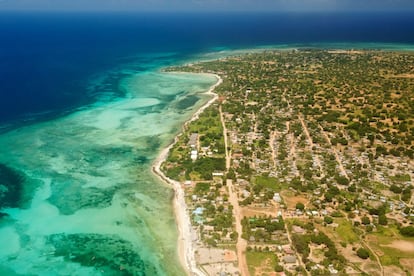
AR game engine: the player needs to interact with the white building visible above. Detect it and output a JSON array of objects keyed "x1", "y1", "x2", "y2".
[
  {"x1": 273, "y1": 193, "x2": 282, "y2": 203},
  {"x1": 190, "y1": 150, "x2": 198, "y2": 161}
]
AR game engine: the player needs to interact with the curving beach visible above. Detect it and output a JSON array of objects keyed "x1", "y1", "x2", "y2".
[{"x1": 152, "y1": 73, "x2": 222, "y2": 276}]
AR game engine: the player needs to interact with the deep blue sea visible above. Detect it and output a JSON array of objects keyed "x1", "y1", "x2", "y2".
[
  {"x1": 0, "y1": 11, "x2": 414, "y2": 276},
  {"x1": 1, "y1": 11, "x2": 414, "y2": 129}
]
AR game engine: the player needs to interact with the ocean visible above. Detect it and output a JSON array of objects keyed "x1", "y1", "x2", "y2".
[{"x1": 0, "y1": 11, "x2": 413, "y2": 275}]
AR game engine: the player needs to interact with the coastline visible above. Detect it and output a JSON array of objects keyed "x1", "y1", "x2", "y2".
[{"x1": 152, "y1": 73, "x2": 223, "y2": 276}]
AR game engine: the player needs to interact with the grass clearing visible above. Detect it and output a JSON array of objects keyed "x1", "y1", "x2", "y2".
[
  {"x1": 335, "y1": 218, "x2": 359, "y2": 244},
  {"x1": 367, "y1": 228, "x2": 414, "y2": 269},
  {"x1": 254, "y1": 175, "x2": 288, "y2": 192},
  {"x1": 246, "y1": 251, "x2": 277, "y2": 276}
]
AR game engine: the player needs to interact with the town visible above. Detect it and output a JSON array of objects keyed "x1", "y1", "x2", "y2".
[{"x1": 162, "y1": 49, "x2": 414, "y2": 275}]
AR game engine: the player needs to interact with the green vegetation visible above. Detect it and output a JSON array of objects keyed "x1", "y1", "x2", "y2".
[
  {"x1": 162, "y1": 104, "x2": 225, "y2": 181},
  {"x1": 336, "y1": 219, "x2": 359, "y2": 244},
  {"x1": 291, "y1": 230, "x2": 345, "y2": 268},
  {"x1": 241, "y1": 216, "x2": 285, "y2": 242},
  {"x1": 246, "y1": 251, "x2": 278, "y2": 275},
  {"x1": 400, "y1": 226, "x2": 414, "y2": 237},
  {"x1": 324, "y1": 216, "x2": 333, "y2": 224},
  {"x1": 296, "y1": 202, "x2": 305, "y2": 211},
  {"x1": 254, "y1": 175, "x2": 284, "y2": 191},
  {"x1": 356, "y1": 248, "x2": 370, "y2": 259}
]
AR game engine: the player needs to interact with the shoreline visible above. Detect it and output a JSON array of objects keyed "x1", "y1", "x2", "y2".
[{"x1": 152, "y1": 73, "x2": 223, "y2": 276}]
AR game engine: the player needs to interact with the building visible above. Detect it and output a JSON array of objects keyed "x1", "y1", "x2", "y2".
[
  {"x1": 188, "y1": 133, "x2": 199, "y2": 148},
  {"x1": 212, "y1": 172, "x2": 224, "y2": 177},
  {"x1": 191, "y1": 150, "x2": 198, "y2": 161},
  {"x1": 193, "y1": 207, "x2": 204, "y2": 215},
  {"x1": 273, "y1": 193, "x2": 282, "y2": 203},
  {"x1": 283, "y1": 255, "x2": 297, "y2": 264}
]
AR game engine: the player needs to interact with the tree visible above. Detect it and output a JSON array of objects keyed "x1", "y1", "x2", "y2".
[
  {"x1": 390, "y1": 184, "x2": 402, "y2": 194},
  {"x1": 356, "y1": 248, "x2": 370, "y2": 259},
  {"x1": 348, "y1": 184, "x2": 357, "y2": 193},
  {"x1": 230, "y1": 231, "x2": 238, "y2": 241},
  {"x1": 378, "y1": 214, "x2": 388, "y2": 225},
  {"x1": 292, "y1": 234, "x2": 310, "y2": 257},
  {"x1": 226, "y1": 169, "x2": 236, "y2": 181},
  {"x1": 324, "y1": 216, "x2": 334, "y2": 224},
  {"x1": 296, "y1": 202, "x2": 305, "y2": 211},
  {"x1": 335, "y1": 175, "x2": 350, "y2": 186},
  {"x1": 274, "y1": 264, "x2": 284, "y2": 272},
  {"x1": 400, "y1": 226, "x2": 414, "y2": 237},
  {"x1": 361, "y1": 216, "x2": 370, "y2": 225}
]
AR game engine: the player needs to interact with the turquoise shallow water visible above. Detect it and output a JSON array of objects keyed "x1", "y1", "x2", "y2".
[{"x1": 0, "y1": 65, "x2": 217, "y2": 275}]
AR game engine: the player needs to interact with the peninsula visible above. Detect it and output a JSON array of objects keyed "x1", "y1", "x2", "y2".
[{"x1": 158, "y1": 49, "x2": 414, "y2": 275}]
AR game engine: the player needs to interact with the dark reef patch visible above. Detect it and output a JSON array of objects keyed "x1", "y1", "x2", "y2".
[
  {"x1": 143, "y1": 136, "x2": 161, "y2": 152},
  {"x1": 0, "y1": 164, "x2": 25, "y2": 209},
  {"x1": 134, "y1": 156, "x2": 149, "y2": 164},
  {"x1": 0, "y1": 212, "x2": 8, "y2": 218},
  {"x1": 89, "y1": 146, "x2": 134, "y2": 164},
  {"x1": 48, "y1": 233, "x2": 149, "y2": 276},
  {"x1": 48, "y1": 182, "x2": 117, "y2": 215},
  {"x1": 174, "y1": 95, "x2": 200, "y2": 110}
]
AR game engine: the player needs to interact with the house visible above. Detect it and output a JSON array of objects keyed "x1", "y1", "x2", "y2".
[
  {"x1": 295, "y1": 210, "x2": 303, "y2": 216},
  {"x1": 190, "y1": 150, "x2": 198, "y2": 161},
  {"x1": 212, "y1": 171, "x2": 224, "y2": 177},
  {"x1": 188, "y1": 133, "x2": 198, "y2": 148},
  {"x1": 273, "y1": 193, "x2": 282, "y2": 203},
  {"x1": 282, "y1": 245, "x2": 294, "y2": 255},
  {"x1": 283, "y1": 255, "x2": 297, "y2": 264},
  {"x1": 242, "y1": 189, "x2": 251, "y2": 198},
  {"x1": 328, "y1": 264, "x2": 338, "y2": 274},
  {"x1": 193, "y1": 207, "x2": 204, "y2": 215},
  {"x1": 292, "y1": 225, "x2": 305, "y2": 234}
]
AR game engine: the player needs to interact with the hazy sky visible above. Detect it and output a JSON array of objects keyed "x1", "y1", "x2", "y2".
[{"x1": 1, "y1": 0, "x2": 414, "y2": 12}]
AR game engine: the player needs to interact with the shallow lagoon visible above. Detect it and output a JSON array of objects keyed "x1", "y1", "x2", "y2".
[{"x1": 0, "y1": 68, "x2": 217, "y2": 275}]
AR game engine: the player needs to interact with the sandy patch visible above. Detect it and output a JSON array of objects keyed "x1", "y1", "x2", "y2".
[
  {"x1": 223, "y1": 250, "x2": 237, "y2": 262},
  {"x1": 400, "y1": 258, "x2": 414, "y2": 273},
  {"x1": 196, "y1": 247, "x2": 237, "y2": 264},
  {"x1": 344, "y1": 266, "x2": 360, "y2": 275},
  {"x1": 384, "y1": 240, "x2": 414, "y2": 253},
  {"x1": 339, "y1": 245, "x2": 364, "y2": 263},
  {"x1": 309, "y1": 244, "x2": 325, "y2": 263},
  {"x1": 383, "y1": 265, "x2": 406, "y2": 276},
  {"x1": 202, "y1": 262, "x2": 239, "y2": 276},
  {"x1": 361, "y1": 261, "x2": 382, "y2": 276},
  {"x1": 327, "y1": 50, "x2": 363, "y2": 54},
  {"x1": 280, "y1": 191, "x2": 309, "y2": 210},
  {"x1": 241, "y1": 205, "x2": 278, "y2": 218},
  {"x1": 388, "y1": 74, "x2": 414, "y2": 79}
]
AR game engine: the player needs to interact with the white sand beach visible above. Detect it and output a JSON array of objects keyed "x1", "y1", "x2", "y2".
[{"x1": 152, "y1": 74, "x2": 222, "y2": 276}]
